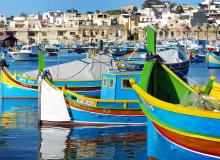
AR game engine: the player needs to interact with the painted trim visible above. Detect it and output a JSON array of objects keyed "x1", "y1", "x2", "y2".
[
  {"x1": 130, "y1": 79, "x2": 220, "y2": 119},
  {"x1": 64, "y1": 89, "x2": 137, "y2": 103}
]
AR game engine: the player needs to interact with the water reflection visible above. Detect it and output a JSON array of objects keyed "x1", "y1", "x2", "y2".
[
  {"x1": 39, "y1": 125, "x2": 147, "y2": 160},
  {"x1": 0, "y1": 99, "x2": 39, "y2": 159}
]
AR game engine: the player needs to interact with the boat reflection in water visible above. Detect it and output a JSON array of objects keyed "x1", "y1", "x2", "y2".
[
  {"x1": 0, "y1": 99, "x2": 38, "y2": 128},
  {"x1": 0, "y1": 99, "x2": 38, "y2": 159},
  {"x1": 39, "y1": 125, "x2": 147, "y2": 159}
]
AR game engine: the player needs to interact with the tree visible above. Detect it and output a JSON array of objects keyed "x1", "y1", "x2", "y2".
[
  {"x1": 163, "y1": 25, "x2": 169, "y2": 40},
  {"x1": 204, "y1": 23, "x2": 210, "y2": 41},
  {"x1": 176, "y1": 6, "x2": 184, "y2": 14},
  {"x1": 196, "y1": 25, "x2": 202, "y2": 40},
  {"x1": 213, "y1": 24, "x2": 220, "y2": 40},
  {"x1": 42, "y1": 38, "x2": 48, "y2": 45},
  {"x1": 184, "y1": 25, "x2": 191, "y2": 39}
]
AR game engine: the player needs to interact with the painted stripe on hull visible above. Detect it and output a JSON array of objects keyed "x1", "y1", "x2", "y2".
[
  {"x1": 66, "y1": 99, "x2": 144, "y2": 116},
  {"x1": 153, "y1": 122, "x2": 220, "y2": 158},
  {"x1": 2, "y1": 67, "x2": 38, "y2": 90},
  {"x1": 1, "y1": 80, "x2": 38, "y2": 99},
  {"x1": 66, "y1": 100, "x2": 146, "y2": 124}
]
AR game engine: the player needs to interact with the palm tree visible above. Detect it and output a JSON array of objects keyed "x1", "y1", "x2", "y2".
[
  {"x1": 213, "y1": 24, "x2": 220, "y2": 40},
  {"x1": 164, "y1": 25, "x2": 170, "y2": 40},
  {"x1": 204, "y1": 23, "x2": 210, "y2": 41},
  {"x1": 185, "y1": 25, "x2": 191, "y2": 39},
  {"x1": 196, "y1": 25, "x2": 202, "y2": 40}
]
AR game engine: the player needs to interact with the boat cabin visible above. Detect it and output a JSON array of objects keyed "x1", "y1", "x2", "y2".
[
  {"x1": 101, "y1": 72, "x2": 140, "y2": 100},
  {"x1": 21, "y1": 45, "x2": 38, "y2": 53}
]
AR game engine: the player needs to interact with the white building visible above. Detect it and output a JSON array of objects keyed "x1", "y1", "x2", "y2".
[
  {"x1": 0, "y1": 12, "x2": 6, "y2": 27},
  {"x1": 137, "y1": 8, "x2": 157, "y2": 28}
]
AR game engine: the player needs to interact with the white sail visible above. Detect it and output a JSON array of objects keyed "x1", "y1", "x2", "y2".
[{"x1": 40, "y1": 79, "x2": 70, "y2": 122}]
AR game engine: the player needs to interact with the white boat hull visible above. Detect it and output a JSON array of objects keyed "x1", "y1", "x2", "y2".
[{"x1": 10, "y1": 52, "x2": 38, "y2": 61}]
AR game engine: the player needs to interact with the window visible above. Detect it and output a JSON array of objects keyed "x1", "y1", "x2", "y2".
[
  {"x1": 58, "y1": 31, "x2": 64, "y2": 36},
  {"x1": 101, "y1": 30, "x2": 105, "y2": 36},
  {"x1": 42, "y1": 32, "x2": 47, "y2": 36},
  {"x1": 70, "y1": 32, "x2": 75, "y2": 35},
  {"x1": 109, "y1": 78, "x2": 114, "y2": 88},
  {"x1": 103, "y1": 77, "x2": 107, "y2": 87},
  {"x1": 122, "y1": 79, "x2": 132, "y2": 89}
]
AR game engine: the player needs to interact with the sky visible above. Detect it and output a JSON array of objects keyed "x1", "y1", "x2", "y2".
[{"x1": 0, "y1": 0, "x2": 202, "y2": 16}]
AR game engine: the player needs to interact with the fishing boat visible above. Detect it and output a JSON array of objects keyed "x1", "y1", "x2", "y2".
[
  {"x1": 186, "y1": 49, "x2": 206, "y2": 63},
  {"x1": 9, "y1": 45, "x2": 39, "y2": 61},
  {"x1": 131, "y1": 27, "x2": 220, "y2": 159},
  {"x1": 193, "y1": 75, "x2": 220, "y2": 102},
  {"x1": 63, "y1": 71, "x2": 146, "y2": 125},
  {"x1": 39, "y1": 69, "x2": 147, "y2": 125},
  {"x1": 207, "y1": 52, "x2": 220, "y2": 68},
  {"x1": 0, "y1": 53, "x2": 110, "y2": 99},
  {"x1": 45, "y1": 45, "x2": 59, "y2": 56},
  {"x1": 115, "y1": 48, "x2": 189, "y2": 78}
]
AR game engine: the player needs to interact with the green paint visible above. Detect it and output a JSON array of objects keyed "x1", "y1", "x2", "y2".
[
  {"x1": 203, "y1": 76, "x2": 215, "y2": 95},
  {"x1": 140, "y1": 61, "x2": 193, "y2": 104},
  {"x1": 146, "y1": 27, "x2": 156, "y2": 55},
  {"x1": 38, "y1": 51, "x2": 45, "y2": 72}
]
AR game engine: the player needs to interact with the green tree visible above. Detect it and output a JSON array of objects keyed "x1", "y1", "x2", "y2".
[{"x1": 176, "y1": 6, "x2": 184, "y2": 14}]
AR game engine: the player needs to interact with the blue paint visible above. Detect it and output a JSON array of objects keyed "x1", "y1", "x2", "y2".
[
  {"x1": 101, "y1": 72, "x2": 141, "y2": 100},
  {"x1": 68, "y1": 105, "x2": 147, "y2": 124},
  {"x1": 147, "y1": 120, "x2": 217, "y2": 160},
  {"x1": 146, "y1": 101, "x2": 220, "y2": 138}
]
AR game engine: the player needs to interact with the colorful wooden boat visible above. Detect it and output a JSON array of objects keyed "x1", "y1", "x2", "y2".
[
  {"x1": 39, "y1": 70, "x2": 147, "y2": 125},
  {"x1": 39, "y1": 71, "x2": 147, "y2": 125},
  {"x1": 131, "y1": 61, "x2": 220, "y2": 158},
  {"x1": 0, "y1": 64, "x2": 101, "y2": 99},
  {"x1": 186, "y1": 49, "x2": 206, "y2": 63},
  {"x1": 193, "y1": 75, "x2": 220, "y2": 102},
  {"x1": 130, "y1": 27, "x2": 220, "y2": 159},
  {"x1": 207, "y1": 52, "x2": 220, "y2": 68},
  {"x1": 0, "y1": 52, "x2": 109, "y2": 99},
  {"x1": 114, "y1": 46, "x2": 189, "y2": 78},
  {"x1": 63, "y1": 71, "x2": 147, "y2": 125}
]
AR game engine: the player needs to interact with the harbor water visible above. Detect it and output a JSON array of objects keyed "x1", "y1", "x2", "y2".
[{"x1": 0, "y1": 51, "x2": 219, "y2": 159}]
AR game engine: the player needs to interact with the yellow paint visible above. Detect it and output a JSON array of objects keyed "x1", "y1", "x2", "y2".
[
  {"x1": 65, "y1": 89, "x2": 137, "y2": 104},
  {"x1": 209, "y1": 82, "x2": 220, "y2": 101},
  {"x1": 208, "y1": 55, "x2": 220, "y2": 64},
  {"x1": 1, "y1": 70, "x2": 35, "y2": 90},
  {"x1": 149, "y1": 116, "x2": 220, "y2": 143},
  {"x1": 130, "y1": 79, "x2": 220, "y2": 120}
]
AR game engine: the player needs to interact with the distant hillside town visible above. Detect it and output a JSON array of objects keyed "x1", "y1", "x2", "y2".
[{"x1": 0, "y1": 0, "x2": 220, "y2": 46}]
